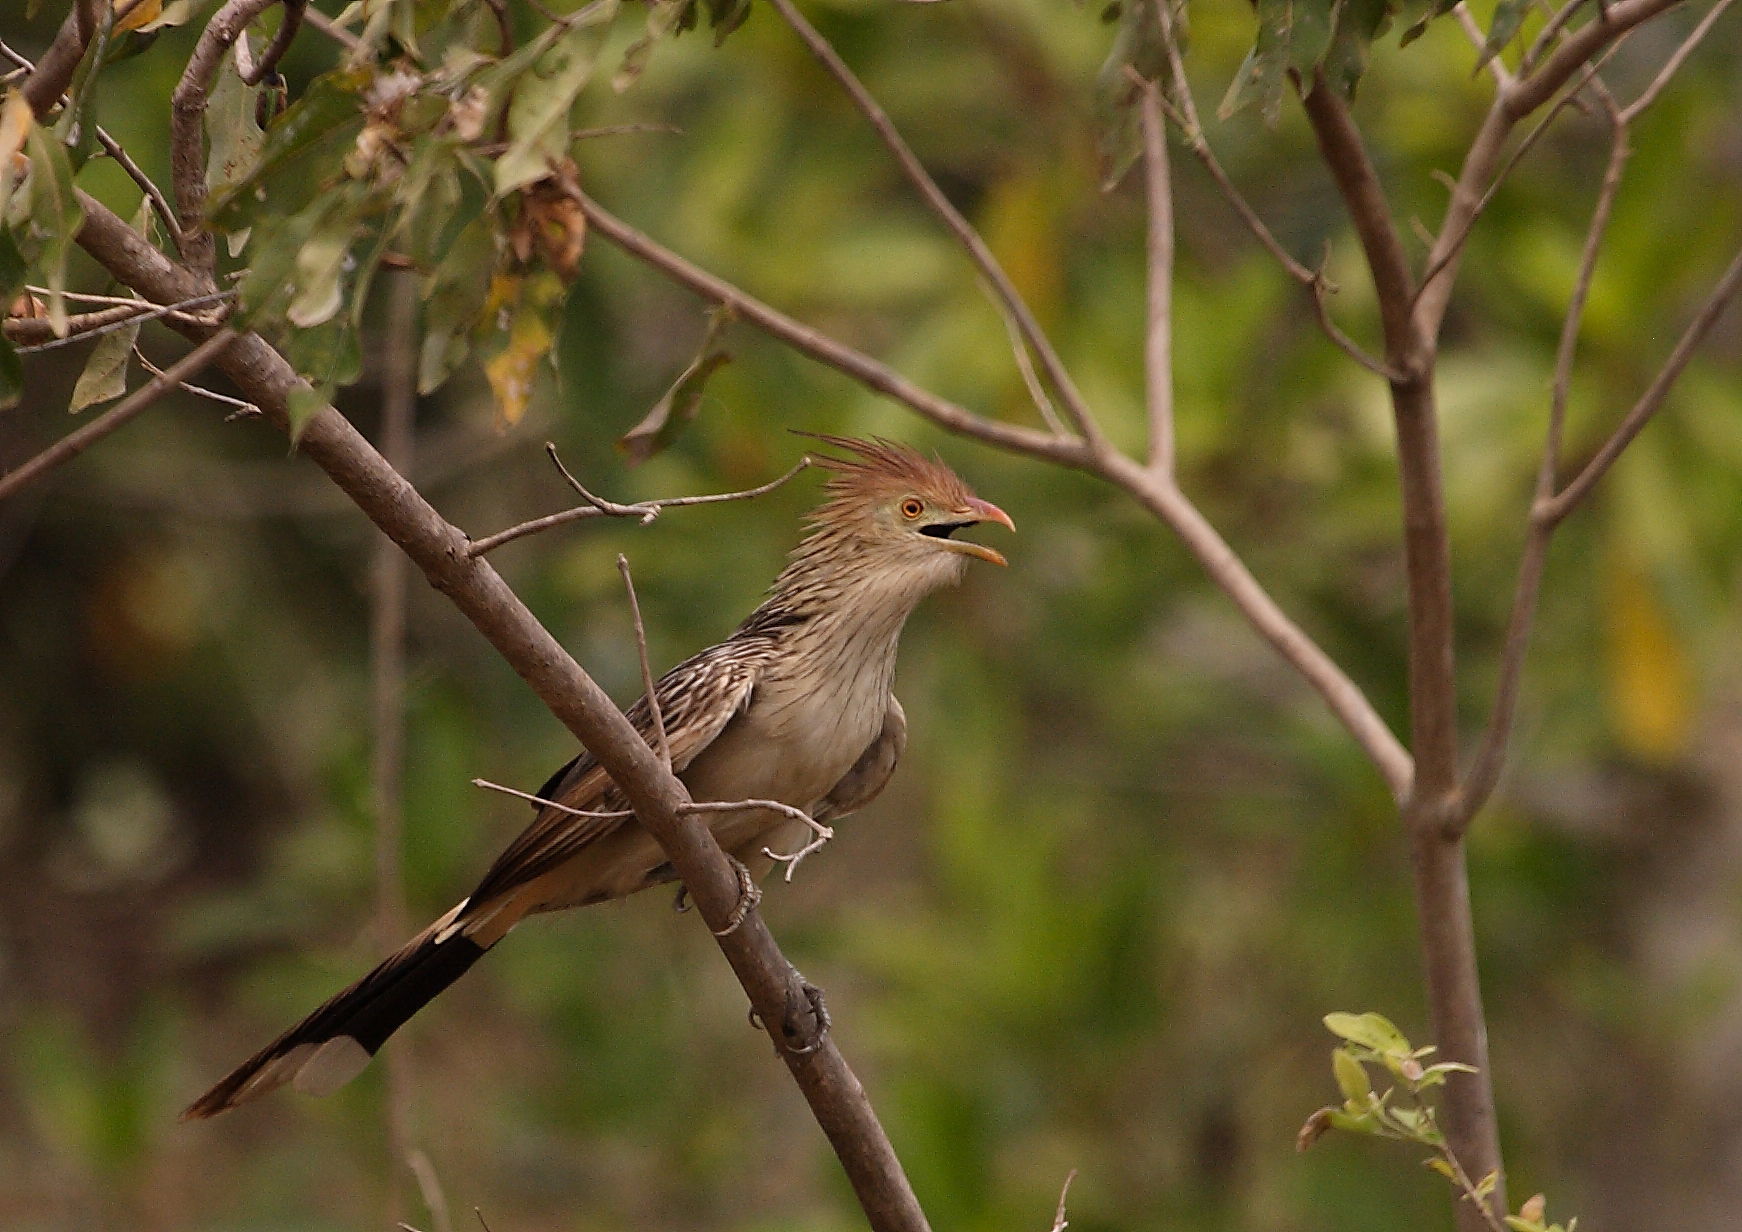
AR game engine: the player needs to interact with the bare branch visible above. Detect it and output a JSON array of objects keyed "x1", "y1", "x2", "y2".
[
  {"x1": 1135, "y1": 76, "x2": 1176, "y2": 475},
  {"x1": 681, "y1": 799, "x2": 835, "y2": 881},
  {"x1": 617, "y1": 554, "x2": 670, "y2": 770},
  {"x1": 1299, "y1": 75, "x2": 1421, "y2": 370},
  {"x1": 1508, "y1": 0, "x2": 1686, "y2": 118},
  {"x1": 4, "y1": 303, "x2": 141, "y2": 344},
  {"x1": 0, "y1": 331, "x2": 237, "y2": 503},
  {"x1": 134, "y1": 345, "x2": 260, "y2": 416},
  {"x1": 242, "y1": 0, "x2": 306, "y2": 86},
  {"x1": 11, "y1": 289, "x2": 233, "y2": 352},
  {"x1": 763, "y1": 0, "x2": 1105, "y2": 451},
  {"x1": 1621, "y1": 0, "x2": 1735, "y2": 119},
  {"x1": 467, "y1": 454, "x2": 813, "y2": 557},
  {"x1": 302, "y1": 5, "x2": 362, "y2": 50},
  {"x1": 1545, "y1": 242, "x2": 1742, "y2": 521},
  {"x1": 1414, "y1": 44, "x2": 1624, "y2": 323},
  {"x1": 1457, "y1": 96, "x2": 1630, "y2": 819},
  {"x1": 1049, "y1": 1169, "x2": 1078, "y2": 1232},
  {"x1": 578, "y1": 193, "x2": 1086, "y2": 466},
  {"x1": 95, "y1": 126, "x2": 185, "y2": 253},
  {"x1": 471, "y1": 779, "x2": 634, "y2": 820}
]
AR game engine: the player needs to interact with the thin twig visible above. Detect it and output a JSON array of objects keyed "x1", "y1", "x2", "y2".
[
  {"x1": 1621, "y1": 0, "x2": 1735, "y2": 119},
  {"x1": 241, "y1": 0, "x2": 305, "y2": 85},
  {"x1": 0, "y1": 331, "x2": 237, "y2": 502},
  {"x1": 1545, "y1": 242, "x2": 1742, "y2": 520},
  {"x1": 681, "y1": 799, "x2": 835, "y2": 881},
  {"x1": 579, "y1": 194, "x2": 1082, "y2": 465},
  {"x1": 1135, "y1": 75, "x2": 1176, "y2": 475},
  {"x1": 1413, "y1": 42, "x2": 1625, "y2": 315},
  {"x1": 617, "y1": 554, "x2": 670, "y2": 770},
  {"x1": 764, "y1": 0, "x2": 1104, "y2": 450},
  {"x1": 95, "y1": 127, "x2": 186, "y2": 252},
  {"x1": 467, "y1": 454, "x2": 813, "y2": 557},
  {"x1": 134, "y1": 345, "x2": 260, "y2": 416},
  {"x1": 1048, "y1": 1169, "x2": 1078, "y2": 1232},
  {"x1": 302, "y1": 5, "x2": 362, "y2": 50},
  {"x1": 1001, "y1": 313, "x2": 1068, "y2": 437},
  {"x1": 470, "y1": 779, "x2": 634, "y2": 821},
  {"x1": 4, "y1": 303, "x2": 141, "y2": 344},
  {"x1": 405, "y1": 1150, "x2": 455, "y2": 1232},
  {"x1": 12, "y1": 290, "x2": 234, "y2": 352},
  {"x1": 1456, "y1": 92, "x2": 1631, "y2": 819}
]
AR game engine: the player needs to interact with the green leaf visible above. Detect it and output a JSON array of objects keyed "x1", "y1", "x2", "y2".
[
  {"x1": 210, "y1": 67, "x2": 367, "y2": 223},
  {"x1": 68, "y1": 319, "x2": 142, "y2": 413},
  {"x1": 206, "y1": 48, "x2": 264, "y2": 200},
  {"x1": 287, "y1": 215, "x2": 356, "y2": 328},
  {"x1": 285, "y1": 383, "x2": 329, "y2": 443},
  {"x1": 1478, "y1": 0, "x2": 1530, "y2": 69},
  {"x1": 495, "y1": 9, "x2": 618, "y2": 197},
  {"x1": 418, "y1": 215, "x2": 497, "y2": 394},
  {"x1": 1219, "y1": 0, "x2": 1291, "y2": 125},
  {"x1": 24, "y1": 125, "x2": 86, "y2": 338},
  {"x1": 1323, "y1": 1011, "x2": 1411, "y2": 1056},
  {"x1": 1332, "y1": 1047, "x2": 1372, "y2": 1103},
  {"x1": 1092, "y1": 0, "x2": 1173, "y2": 189},
  {"x1": 618, "y1": 307, "x2": 734, "y2": 464},
  {"x1": 616, "y1": 0, "x2": 689, "y2": 92}
]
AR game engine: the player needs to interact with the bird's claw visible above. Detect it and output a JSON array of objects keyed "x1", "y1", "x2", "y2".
[
  {"x1": 711, "y1": 857, "x2": 761, "y2": 937},
  {"x1": 780, "y1": 971, "x2": 831, "y2": 1056}
]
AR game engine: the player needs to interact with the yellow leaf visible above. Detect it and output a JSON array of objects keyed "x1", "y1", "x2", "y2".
[
  {"x1": 115, "y1": 0, "x2": 163, "y2": 34},
  {"x1": 484, "y1": 308, "x2": 553, "y2": 428},
  {"x1": 1602, "y1": 545, "x2": 1692, "y2": 761},
  {"x1": 0, "y1": 92, "x2": 33, "y2": 212}
]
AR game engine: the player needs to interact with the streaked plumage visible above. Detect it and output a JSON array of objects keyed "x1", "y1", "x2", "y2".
[{"x1": 184, "y1": 436, "x2": 1011, "y2": 1119}]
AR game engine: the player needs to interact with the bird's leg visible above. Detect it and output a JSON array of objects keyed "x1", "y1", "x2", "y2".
[
  {"x1": 779, "y1": 967, "x2": 832, "y2": 1056},
  {"x1": 711, "y1": 856, "x2": 762, "y2": 937}
]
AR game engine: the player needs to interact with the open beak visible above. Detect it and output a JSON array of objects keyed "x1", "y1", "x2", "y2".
[{"x1": 930, "y1": 497, "x2": 1015, "y2": 567}]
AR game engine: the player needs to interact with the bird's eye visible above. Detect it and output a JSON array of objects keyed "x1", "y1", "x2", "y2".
[{"x1": 899, "y1": 498, "x2": 925, "y2": 519}]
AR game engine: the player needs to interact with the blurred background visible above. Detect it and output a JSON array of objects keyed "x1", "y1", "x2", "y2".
[{"x1": 2, "y1": 1, "x2": 1741, "y2": 1229}]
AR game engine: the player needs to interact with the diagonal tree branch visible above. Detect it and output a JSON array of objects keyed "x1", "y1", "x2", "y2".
[{"x1": 66, "y1": 182, "x2": 931, "y2": 1232}]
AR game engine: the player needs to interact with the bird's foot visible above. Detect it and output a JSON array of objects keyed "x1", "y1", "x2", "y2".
[
  {"x1": 711, "y1": 857, "x2": 761, "y2": 937},
  {"x1": 780, "y1": 970, "x2": 831, "y2": 1056}
]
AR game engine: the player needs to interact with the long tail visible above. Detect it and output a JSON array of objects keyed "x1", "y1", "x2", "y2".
[{"x1": 182, "y1": 902, "x2": 490, "y2": 1119}]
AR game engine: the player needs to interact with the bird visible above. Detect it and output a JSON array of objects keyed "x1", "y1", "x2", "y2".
[{"x1": 183, "y1": 435, "x2": 1013, "y2": 1119}]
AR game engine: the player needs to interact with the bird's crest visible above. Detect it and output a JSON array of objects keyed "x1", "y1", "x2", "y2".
[{"x1": 795, "y1": 433, "x2": 976, "y2": 513}]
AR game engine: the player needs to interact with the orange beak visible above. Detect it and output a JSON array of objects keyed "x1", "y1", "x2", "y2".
[{"x1": 949, "y1": 498, "x2": 1015, "y2": 567}]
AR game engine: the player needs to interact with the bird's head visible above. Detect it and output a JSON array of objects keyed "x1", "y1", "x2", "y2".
[{"x1": 799, "y1": 434, "x2": 1014, "y2": 574}]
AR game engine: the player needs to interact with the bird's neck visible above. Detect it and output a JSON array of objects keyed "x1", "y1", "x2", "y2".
[{"x1": 736, "y1": 524, "x2": 959, "y2": 659}]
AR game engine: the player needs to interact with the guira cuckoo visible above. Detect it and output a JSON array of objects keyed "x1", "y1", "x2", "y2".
[{"x1": 184, "y1": 436, "x2": 1012, "y2": 1118}]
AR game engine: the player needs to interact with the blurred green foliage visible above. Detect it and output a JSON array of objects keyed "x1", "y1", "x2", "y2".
[{"x1": 2, "y1": 2, "x2": 1741, "y2": 1231}]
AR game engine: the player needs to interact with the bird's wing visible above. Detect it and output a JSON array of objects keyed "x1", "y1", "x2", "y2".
[
  {"x1": 811, "y1": 695, "x2": 907, "y2": 823},
  {"x1": 466, "y1": 640, "x2": 766, "y2": 905}
]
